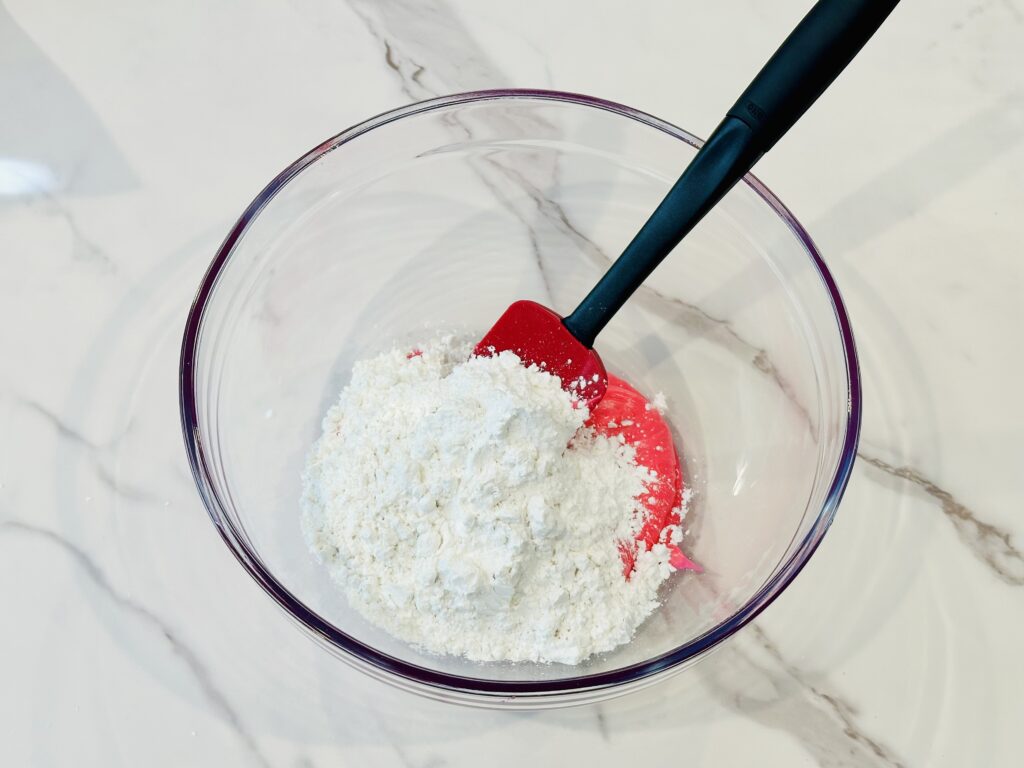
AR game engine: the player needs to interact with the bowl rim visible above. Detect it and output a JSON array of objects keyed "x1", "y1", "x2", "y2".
[{"x1": 179, "y1": 88, "x2": 862, "y2": 699}]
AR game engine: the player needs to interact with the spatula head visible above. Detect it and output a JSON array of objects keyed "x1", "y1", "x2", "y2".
[
  {"x1": 475, "y1": 302, "x2": 700, "y2": 579},
  {"x1": 587, "y1": 374, "x2": 701, "y2": 577},
  {"x1": 474, "y1": 300, "x2": 608, "y2": 408}
]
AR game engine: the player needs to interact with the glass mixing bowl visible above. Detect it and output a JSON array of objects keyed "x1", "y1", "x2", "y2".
[{"x1": 180, "y1": 89, "x2": 861, "y2": 707}]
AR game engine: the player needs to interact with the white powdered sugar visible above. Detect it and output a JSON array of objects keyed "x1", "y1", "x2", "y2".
[{"x1": 301, "y1": 336, "x2": 681, "y2": 664}]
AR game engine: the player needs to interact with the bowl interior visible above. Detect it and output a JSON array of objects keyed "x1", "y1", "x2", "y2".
[{"x1": 185, "y1": 92, "x2": 855, "y2": 694}]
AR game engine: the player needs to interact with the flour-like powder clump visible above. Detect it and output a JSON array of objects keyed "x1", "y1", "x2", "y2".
[{"x1": 301, "y1": 336, "x2": 684, "y2": 664}]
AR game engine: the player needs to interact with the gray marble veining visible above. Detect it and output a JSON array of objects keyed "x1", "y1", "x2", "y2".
[
  {"x1": 2, "y1": 0, "x2": 1022, "y2": 765},
  {"x1": 1, "y1": 520, "x2": 271, "y2": 768}
]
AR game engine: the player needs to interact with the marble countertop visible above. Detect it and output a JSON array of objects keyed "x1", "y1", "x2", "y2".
[{"x1": 3, "y1": 0, "x2": 1022, "y2": 765}]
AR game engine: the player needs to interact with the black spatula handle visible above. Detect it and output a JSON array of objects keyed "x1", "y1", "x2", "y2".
[
  {"x1": 563, "y1": 0, "x2": 900, "y2": 347},
  {"x1": 726, "y1": 0, "x2": 900, "y2": 150}
]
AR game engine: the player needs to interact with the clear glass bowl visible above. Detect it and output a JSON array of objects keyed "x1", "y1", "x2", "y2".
[{"x1": 180, "y1": 90, "x2": 861, "y2": 707}]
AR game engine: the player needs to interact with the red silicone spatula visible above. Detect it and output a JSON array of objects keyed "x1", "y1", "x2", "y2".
[
  {"x1": 476, "y1": 0, "x2": 898, "y2": 406},
  {"x1": 476, "y1": 300, "x2": 608, "y2": 408}
]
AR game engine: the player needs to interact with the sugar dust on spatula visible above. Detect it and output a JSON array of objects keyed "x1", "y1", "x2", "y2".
[
  {"x1": 587, "y1": 375, "x2": 701, "y2": 577},
  {"x1": 475, "y1": 301, "x2": 608, "y2": 408},
  {"x1": 475, "y1": 300, "x2": 700, "y2": 579}
]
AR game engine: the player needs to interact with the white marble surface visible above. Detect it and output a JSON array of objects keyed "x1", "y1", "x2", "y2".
[{"x1": 3, "y1": 0, "x2": 1023, "y2": 764}]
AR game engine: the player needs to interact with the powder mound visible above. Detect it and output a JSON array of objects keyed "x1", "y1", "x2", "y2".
[{"x1": 301, "y1": 335, "x2": 681, "y2": 664}]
